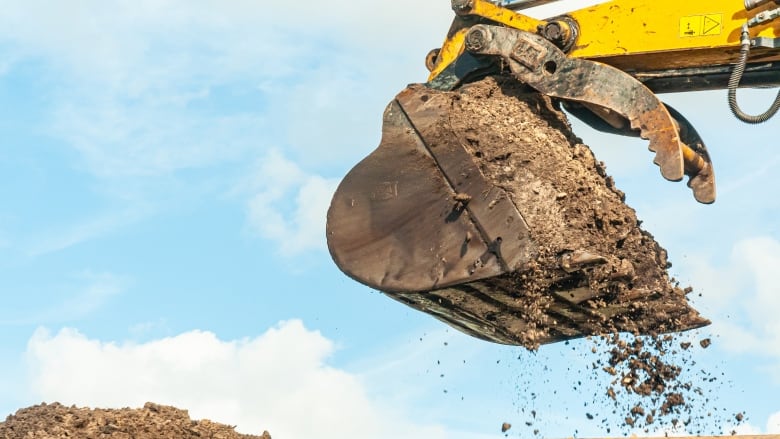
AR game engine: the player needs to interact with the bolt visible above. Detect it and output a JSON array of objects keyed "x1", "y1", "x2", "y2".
[
  {"x1": 541, "y1": 20, "x2": 573, "y2": 49},
  {"x1": 454, "y1": 193, "x2": 472, "y2": 204},
  {"x1": 465, "y1": 27, "x2": 490, "y2": 52},
  {"x1": 543, "y1": 22, "x2": 564, "y2": 41},
  {"x1": 451, "y1": 0, "x2": 474, "y2": 14},
  {"x1": 425, "y1": 48, "x2": 441, "y2": 72}
]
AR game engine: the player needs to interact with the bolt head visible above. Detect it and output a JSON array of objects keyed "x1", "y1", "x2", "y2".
[
  {"x1": 543, "y1": 22, "x2": 563, "y2": 40},
  {"x1": 451, "y1": 0, "x2": 474, "y2": 13},
  {"x1": 465, "y1": 27, "x2": 490, "y2": 52}
]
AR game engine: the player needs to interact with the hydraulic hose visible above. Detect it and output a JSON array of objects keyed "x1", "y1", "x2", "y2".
[{"x1": 728, "y1": 25, "x2": 780, "y2": 124}]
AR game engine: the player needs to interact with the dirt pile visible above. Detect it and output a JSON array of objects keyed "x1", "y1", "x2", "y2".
[{"x1": 0, "y1": 402, "x2": 270, "y2": 439}]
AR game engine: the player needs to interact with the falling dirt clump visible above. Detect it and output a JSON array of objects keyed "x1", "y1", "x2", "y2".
[
  {"x1": 0, "y1": 402, "x2": 270, "y2": 439},
  {"x1": 569, "y1": 331, "x2": 748, "y2": 435}
]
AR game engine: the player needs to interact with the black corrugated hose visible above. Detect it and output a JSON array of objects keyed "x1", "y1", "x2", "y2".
[{"x1": 728, "y1": 25, "x2": 780, "y2": 123}]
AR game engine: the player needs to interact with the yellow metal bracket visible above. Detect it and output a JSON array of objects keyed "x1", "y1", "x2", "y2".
[{"x1": 429, "y1": 0, "x2": 549, "y2": 80}]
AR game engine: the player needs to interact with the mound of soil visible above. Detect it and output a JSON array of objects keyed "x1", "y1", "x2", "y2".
[{"x1": 0, "y1": 402, "x2": 270, "y2": 439}]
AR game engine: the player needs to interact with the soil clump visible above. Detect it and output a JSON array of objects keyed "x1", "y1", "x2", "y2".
[{"x1": 0, "y1": 402, "x2": 270, "y2": 439}]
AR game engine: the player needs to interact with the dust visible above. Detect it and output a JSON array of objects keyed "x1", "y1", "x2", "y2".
[{"x1": 0, "y1": 402, "x2": 270, "y2": 439}]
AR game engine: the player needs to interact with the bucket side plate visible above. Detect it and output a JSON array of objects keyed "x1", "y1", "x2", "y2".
[{"x1": 326, "y1": 88, "x2": 533, "y2": 292}]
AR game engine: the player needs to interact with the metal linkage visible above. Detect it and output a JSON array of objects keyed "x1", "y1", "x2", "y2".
[
  {"x1": 748, "y1": 6, "x2": 780, "y2": 26},
  {"x1": 463, "y1": 24, "x2": 717, "y2": 203}
]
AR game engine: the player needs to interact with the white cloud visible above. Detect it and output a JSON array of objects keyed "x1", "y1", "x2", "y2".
[
  {"x1": 0, "y1": 0, "x2": 602, "y2": 78},
  {"x1": 25, "y1": 320, "x2": 454, "y2": 439},
  {"x1": 684, "y1": 236, "x2": 780, "y2": 360},
  {"x1": 0, "y1": 0, "x2": 451, "y2": 175},
  {"x1": 243, "y1": 150, "x2": 338, "y2": 257},
  {"x1": 51, "y1": 98, "x2": 267, "y2": 178},
  {"x1": 729, "y1": 422, "x2": 763, "y2": 435},
  {"x1": 769, "y1": 411, "x2": 780, "y2": 433},
  {"x1": 0, "y1": 1, "x2": 453, "y2": 258}
]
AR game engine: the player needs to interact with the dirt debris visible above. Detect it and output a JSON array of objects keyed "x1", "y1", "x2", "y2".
[
  {"x1": 437, "y1": 76, "x2": 742, "y2": 435},
  {"x1": 0, "y1": 402, "x2": 270, "y2": 439},
  {"x1": 428, "y1": 75, "x2": 709, "y2": 348}
]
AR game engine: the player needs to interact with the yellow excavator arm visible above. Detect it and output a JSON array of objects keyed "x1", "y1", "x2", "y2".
[
  {"x1": 419, "y1": 0, "x2": 779, "y2": 205},
  {"x1": 431, "y1": 0, "x2": 780, "y2": 80}
]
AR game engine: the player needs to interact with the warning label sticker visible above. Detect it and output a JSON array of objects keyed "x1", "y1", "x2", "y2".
[{"x1": 680, "y1": 14, "x2": 723, "y2": 37}]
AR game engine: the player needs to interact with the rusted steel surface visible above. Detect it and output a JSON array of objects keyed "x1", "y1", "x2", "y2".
[
  {"x1": 326, "y1": 88, "x2": 533, "y2": 293},
  {"x1": 395, "y1": 88, "x2": 534, "y2": 273},
  {"x1": 464, "y1": 24, "x2": 716, "y2": 204}
]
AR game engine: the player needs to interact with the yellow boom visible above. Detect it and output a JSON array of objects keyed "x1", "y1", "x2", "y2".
[{"x1": 431, "y1": 0, "x2": 780, "y2": 78}]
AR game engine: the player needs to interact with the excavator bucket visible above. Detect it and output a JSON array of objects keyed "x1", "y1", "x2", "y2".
[
  {"x1": 327, "y1": 78, "x2": 709, "y2": 348},
  {"x1": 327, "y1": 87, "x2": 532, "y2": 294}
]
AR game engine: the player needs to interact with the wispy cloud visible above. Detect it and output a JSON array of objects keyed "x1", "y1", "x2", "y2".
[
  {"x1": 239, "y1": 150, "x2": 338, "y2": 257},
  {"x1": 769, "y1": 412, "x2": 780, "y2": 433},
  {"x1": 0, "y1": 0, "x2": 453, "y2": 258},
  {"x1": 682, "y1": 237, "x2": 780, "y2": 366},
  {"x1": 1, "y1": 271, "x2": 128, "y2": 326},
  {"x1": 0, "y1": 0, "x2": 451, "y2": 177},
  {"x1": 51, "y1": 96, "x2": 268, "y2": 178},
  {"x1": 55, "y1": 272, "x2": 128, "y2": 320},
  {"x1": 26, "y1": 207, "x2": 148, "y2": 257}
]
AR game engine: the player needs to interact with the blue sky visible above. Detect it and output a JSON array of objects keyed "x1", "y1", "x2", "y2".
[{"x1": 1, "y1": 1, "x2": 779, "y2": 438}]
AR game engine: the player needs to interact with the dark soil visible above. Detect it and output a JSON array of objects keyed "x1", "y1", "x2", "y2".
[
  {"x1": 405, "y1": 75, "x2": 709, "y2": 348},
  {"x1": 0, "y1": 402, "x2": 270, "y2": 439},
  {"x1": 423, "y1": 76, "x2": 740, "y2": 434}
]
